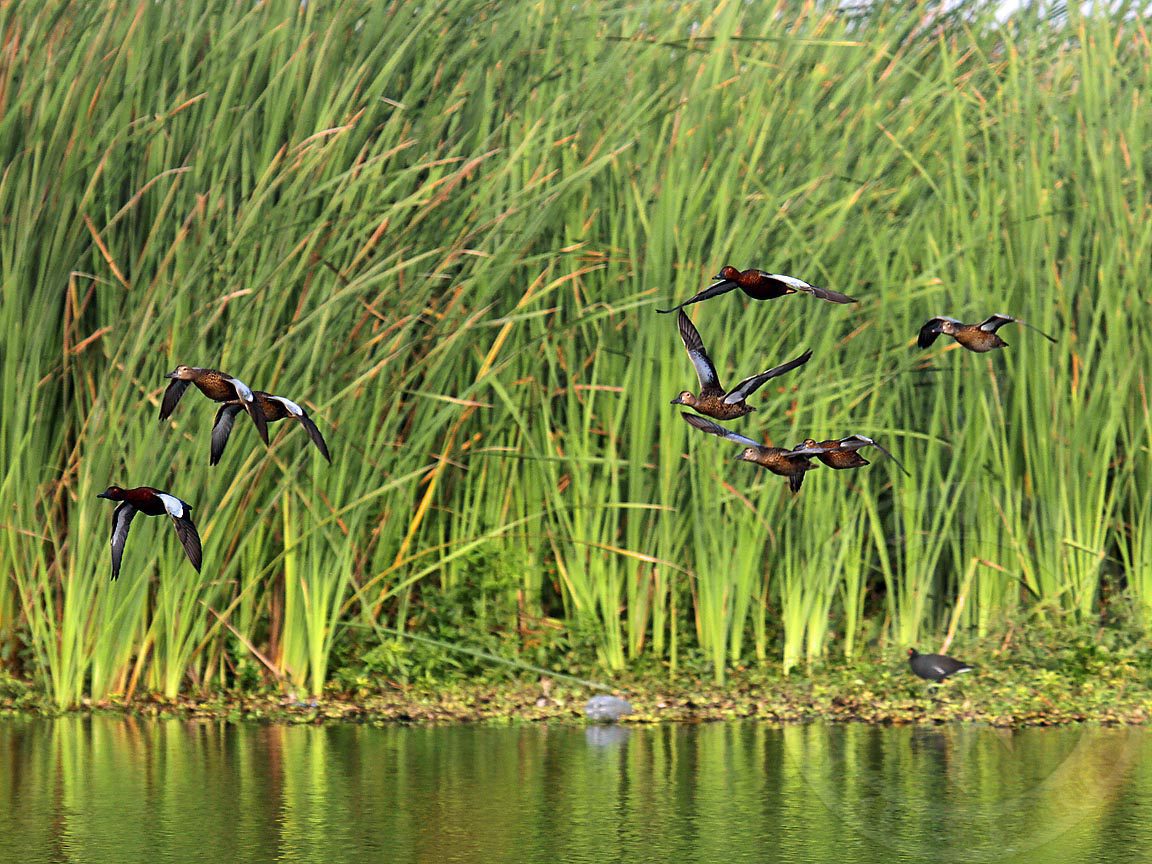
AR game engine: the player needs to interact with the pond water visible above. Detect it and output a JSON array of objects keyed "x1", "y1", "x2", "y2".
[{"x1": 2, "y1": 717, "x2": 1150, "y2": 863}]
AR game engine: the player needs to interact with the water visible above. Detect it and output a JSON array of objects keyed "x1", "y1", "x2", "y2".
[{"x1": 2, "y1": 718, "x2": 1150, "y2": 863}]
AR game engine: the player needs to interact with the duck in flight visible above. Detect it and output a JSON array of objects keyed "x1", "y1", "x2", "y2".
[
  {"x1": 210, "y1": 391, "x2": 331, "y2": 465},
  {"x1": 671, "y1": 311, "x2": 811, "y2": 421},
  {"x1": 799, "y1": 435, "x2": 910, "y2": 476},
  {"x1": 680, "y1": 412, "x2": 828, "y2": 493},
  {"x1": 657, "y1": 265, "x2": 856, "y2": 314},
  {"x1": 160, "y1": 365, "x2": 269, "y2": 444},
  {"x1": 916, "y1": 314, "x2": 1056, "y2": 353},
  {"x1": 96, "y1": 485, "x2": 202, "y2": 581}
]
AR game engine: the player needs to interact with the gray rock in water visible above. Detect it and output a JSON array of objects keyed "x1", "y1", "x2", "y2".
[{"x1": 584, "y1": 694, "x2": 633, "y2": 723}]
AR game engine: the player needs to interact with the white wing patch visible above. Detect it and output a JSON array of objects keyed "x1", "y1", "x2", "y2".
[
  {"x1": 765, "y1": 274, "x2": 814, "y2": 291},
  {"x1": 226, "y1": 376, "x2": 255, "y2": 402},
  {"x1": 269, "y1": 395, "x2": 304, "y2": 416},
  {"x1": 156, "y1": 493, "x2": 189, "y2": 519}
]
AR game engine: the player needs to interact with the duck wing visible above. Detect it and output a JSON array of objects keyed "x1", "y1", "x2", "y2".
[
  {"x1": 226, "y1": 376, "x2": 269, "y2": 445},
  {"x1": 681, "y1": 412, "x2": 760, "y2": 447},
  {"x1": 109, "y1": 502, "x2": 138, "y2": 582},
  {"x1": 676, "y1": 311, "x2": 723, "y2": 396},
  {"x1": 155, "y1": 493, "x2": 202, "y2": 572},
  {"x1": 656, "y1": 279, "x2": 738, "y2": 314},
  {"x1": 917, "y1": 317, "x2": 957, "y2": 348},
  {"x1": 210, "y1": 404, "x2": 244, "y2": 466},
  {"x1": 981, "y1": 313, "x2": 1056, "y2": 343},
  {"x1": 297, "y1": 414, "x2": 331, "y2": 462},
  {"x1": 170, "y1": 515, "x2": 202, "y2": 572},
  {"x1": 159, "y1": 379, "x2": 190, "y2": 421},
  {"x1": 757, "y1": 272, "x2": 856, "y2": 304},
  {"x1": 724, "y1": 348, "x2": 812, "y2": 404},
  {"x1": 839, "y1": 435, "x2": 910, "y2": 476}
]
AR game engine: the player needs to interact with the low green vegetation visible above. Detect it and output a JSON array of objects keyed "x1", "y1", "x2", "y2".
[{"x1": 2, "y1": 1, "x2": 1151, "y2": 711}]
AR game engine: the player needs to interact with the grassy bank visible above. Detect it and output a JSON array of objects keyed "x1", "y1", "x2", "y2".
[
  {"x1": 2, "y1": 1, "x2": 1152, "y2": 708},
  {"x1": 4, "y1": 629, "x2": 1151, "y2": 727}
]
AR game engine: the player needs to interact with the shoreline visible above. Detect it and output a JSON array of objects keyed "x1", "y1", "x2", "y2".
[{"x1": 4, "y1": 658, "x2": 1150, "y2": 727}]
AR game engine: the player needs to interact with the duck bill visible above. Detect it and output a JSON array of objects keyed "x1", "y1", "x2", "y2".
[{"x1": 96, "y1": 491, "x2": 113, "y2": 499}]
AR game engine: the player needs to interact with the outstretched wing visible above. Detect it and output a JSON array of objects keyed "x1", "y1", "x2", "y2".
[
  {"x1": 981, "y1": 313, "x2": 1057, "y2": 343},
  {"x1": 297, "y1": 414, "x2": 332, "y2": 462},
  {"x1": 681, "y1": 412, "x2": 761, "y2": 447},
  {"x1": 242, "y1": 393, "x2": 270, "y2": 445},
  {"x1": 656, "y1": 279, "x2": 738, "y2": 314},
  {"x1": 109, "y1": 502, "x2": 138, "y2": 582},
  {"x1": 757, "y1": 272, "x2": 857, "y2": 304},
  {"x1": 977, "y1": 314, "x2": 1017, "y2": 333},
  {"x1": 170, "y1": 515, "x2": 202, "y2": 573},
  {"x1": 159, "y1": 379, "x2": 190, "y2": 421},
  {"x1": 840, "y1": 434, "x2": 911, "y2": 477},
  {"x1": 676, "y1": 311, "x2": 722, "y2": 395},
  {"x1": 788, "y1": 472, "x2": 807, "y2": 494},
  {"x1": 917, "y1": 317, "x2": 956, "y2": 348},
  {"x1": 724, "y1": 348, "x2": 812, "y2": 404},
  {"x1": 210, "y1": 404, "x2": 244, "y2": 466}
]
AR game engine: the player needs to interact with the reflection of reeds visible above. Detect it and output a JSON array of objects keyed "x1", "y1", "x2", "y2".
[
  {"x1": 1, "y1": 1, "x2": 1150, "y2": 703},
  {"x1": 4, "y1": 721, "x2": 1147, "y2": 861}
]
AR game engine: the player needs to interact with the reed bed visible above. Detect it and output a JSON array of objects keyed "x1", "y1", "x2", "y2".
[{"x1": 1, "y1": 0, "x2": 1150, "y2": 704}]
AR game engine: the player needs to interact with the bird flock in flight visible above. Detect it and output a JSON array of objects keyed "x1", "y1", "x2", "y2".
[
  {"x1": 97, "y1": 366, "x2": 329, "y2": 581},
  {"x1": 96, "y1": 264, "x2": 1053, "y2": 681},
  {"x1": 658, "y1": 263, "x2": 1053, "y2": 678}
]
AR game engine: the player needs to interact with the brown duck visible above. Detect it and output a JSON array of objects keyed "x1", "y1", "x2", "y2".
[
  {"x1": 917, "y1": 314, "x2": 1056, "y2": 353},
  {"x1": 658, "y1": 265, "x2": 856, "y2": 313},
  {"x1": 681, "y1": 412, "x2": 826, "y2": 493},
  {"x1": 160, "y1": 365, "x2": 269, "y2": 444},
  {"x1": 671, "y1": 311, "x2": 811, "y2": 421},
  {"x1": 800, "y1": 435, "x2": 910, "y2": 476},
  {"x1": 96, "y1": 485, "x2": 202, "y2": 581},
  {"x1": 211, "y1": 391, "x2": 331, "y2": 465}
]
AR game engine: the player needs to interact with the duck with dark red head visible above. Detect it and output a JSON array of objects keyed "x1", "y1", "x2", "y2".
[
  {"x1": 658, "y1": 265, "x2": 857, "y2": 314},
  {"x1": 96, "y1": 485, "x2": 202, "y2": 581}
]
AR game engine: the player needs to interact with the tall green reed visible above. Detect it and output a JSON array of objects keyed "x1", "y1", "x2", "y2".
[{"x1": 3, "y1": 0, "x2": 1151, "y2": 702}]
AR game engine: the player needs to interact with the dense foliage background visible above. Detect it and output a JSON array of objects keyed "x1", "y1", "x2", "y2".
[{"x1": 2, "y1": 0, "x2": 1150, "y2": 706}]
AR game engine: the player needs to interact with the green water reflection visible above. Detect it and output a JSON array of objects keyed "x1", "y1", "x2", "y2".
[{"x1": 2, "y1": 718, "x2": 1149, "y2": 863}]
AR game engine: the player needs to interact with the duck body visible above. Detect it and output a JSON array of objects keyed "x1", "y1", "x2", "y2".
[
  {"x1": 657, "y1": 265, "x2": 856, "y2": 313},
  {"x1": 211, "y1": 391, "x2": 331, "y2": 465},
  {"x1": 96, "y1": 485, "x2": 202, "y2": 581},
  {"x1": 907, "y1": 647, "x2": 974, "y2": 683},
  {"x1": 671, "y1": 311, "x2": 811, "y2": 421},
  {"x1": 680, "y1": 412, "x2": 825, "y2": 493},
  {"x1": 160, "y1": 365, "x2": 269, "y2": 444},
  {"x1": 917, "y1": 314, "x2": 1056, "y2": 353}
]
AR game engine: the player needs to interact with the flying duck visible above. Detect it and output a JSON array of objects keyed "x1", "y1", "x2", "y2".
[
  {"x1": 658, "y1": 265, "x2": 856, "y2": 313},
  {"x1": 96, "y1": 485, "x2": 202, "y2": 581},
  {"x1": 671, "y1": 311, "x2": 811, "y2": 421}
]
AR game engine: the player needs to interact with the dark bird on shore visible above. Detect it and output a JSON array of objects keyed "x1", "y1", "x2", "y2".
[
  {"x1": 800, "y1": 434, "x2": 910, "y2": 477},
  {"x1": 680, "y1": 412, "x2": 826, "y2": 493},
  {"x1": 671, "y1": 311, "x2": 811, "y2": 421},
  {"x1": 211, "y1": 391, "x2": 331, "y2": 465},
  {"x1": 657, "y1": 265, "x2": 856, "y2": 313},
  {"x1": 160, "y1": 365, "x2": 269, "y2": 445},
  {"x1": 96, "y1": 485, "x2": 202, "y2": 581},
  {"x1": 916, "y1": 314, "x2": 1056, "y2": 353},
  {"x1": 907, "y1": 647, "x2": 975, "y2": 683}
]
